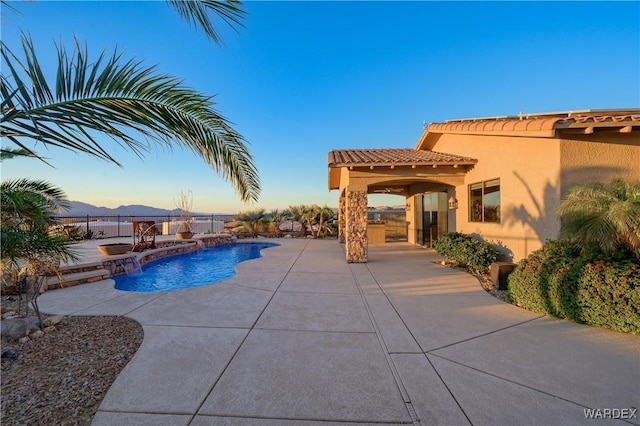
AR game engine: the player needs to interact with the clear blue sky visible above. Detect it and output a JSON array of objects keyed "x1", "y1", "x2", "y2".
[{"x1": 2, "y1": 1, "x2": 639, "y2": 214}]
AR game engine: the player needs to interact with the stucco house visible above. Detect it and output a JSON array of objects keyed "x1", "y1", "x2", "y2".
[{"x1": 328, "y1": 109, "x2": 640, "y2": 263}]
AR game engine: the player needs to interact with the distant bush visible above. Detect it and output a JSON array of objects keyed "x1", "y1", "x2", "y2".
[
  {"x1": 433, "y1": 232, "x2": 500, "y2": 274},
  {"x1": 508, "y1": 240, "x2": 640, "y2": 334}
]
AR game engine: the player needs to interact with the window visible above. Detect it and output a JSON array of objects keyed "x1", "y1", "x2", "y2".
[{"x1": 469, "y1": 179, "x2": 500, "y2": 223}]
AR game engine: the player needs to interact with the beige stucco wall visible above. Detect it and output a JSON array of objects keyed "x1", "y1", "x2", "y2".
[
  {"x1": 411, "y1": 133, "x2": 563, "y2": 261},
  {"x1": 409, "y1": 132, "x2": 639, "y2": 261},
  {"x1": 559, "y1": 136, "x2": 640, "y2": 192}
]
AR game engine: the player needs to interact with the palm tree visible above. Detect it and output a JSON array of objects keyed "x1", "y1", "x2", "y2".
[
  {"x1": 266, "y1": 209, "x2": 286, "y2": 237},
  {"x1": 314, "y1": 205, "x2": 336, "y2": 238},
  {"x1": 557, "y1": 179, "x2": 640, "y2": 258},
  {"x1": 301, "y1": 206, "x2": 317, "y2": 238},
  {"x1": 1, "y1": 178, "x2": 78, "y2": 287},
  {"x1": 235, "y1": 208, "x2": 267, "y2": 237},
  {"x1": 1, "y1": 0, "x2": 255, "y2": 285},
  {"x1": 1, "y1": 35, "x2": 260, "y2": 203},
  {"x1": 286, "y1": 205, "x2": 312, "y2": 236}
]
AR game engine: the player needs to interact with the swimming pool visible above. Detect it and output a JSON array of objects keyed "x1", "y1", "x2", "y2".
[{"x1": 114, "y1": 242, "x2": 279, "y2": 292}]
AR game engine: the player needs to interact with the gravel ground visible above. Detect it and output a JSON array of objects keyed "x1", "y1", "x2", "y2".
[
  {"x1": 1, "y1": 298, "x2": 143, "y2": 426},
  {"x1": 478, "y1": 274, "x2": 509, "y2": 302}
]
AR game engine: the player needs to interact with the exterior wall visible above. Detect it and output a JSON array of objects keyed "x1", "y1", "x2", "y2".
[
  {"x1": 426, "y1": 133, "x2": 563, "y2": 261},
  {"x1": 418, "y1": 132, "x2": 639, "y2": 261},
  {"x1": 559, "y1": 136, "x2": 640, "y2": 192}
]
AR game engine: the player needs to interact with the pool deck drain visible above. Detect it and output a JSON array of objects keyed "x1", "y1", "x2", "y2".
[{"x1": 38, "y1": 238, "x2": 639, "y2": 425}]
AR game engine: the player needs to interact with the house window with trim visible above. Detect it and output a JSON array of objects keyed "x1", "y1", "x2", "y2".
[{"x1": 469, "y1": 179, "x2": 500, "y2": 223}]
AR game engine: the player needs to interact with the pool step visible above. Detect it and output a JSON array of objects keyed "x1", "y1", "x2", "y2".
[{"x1": 43, "y1": 262, "x2": 111, "y2": 291}]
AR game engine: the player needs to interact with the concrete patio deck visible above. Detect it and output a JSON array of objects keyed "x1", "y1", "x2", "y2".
[{"x1": 38, "y1": 239, "x2": 639, "y2": 425}]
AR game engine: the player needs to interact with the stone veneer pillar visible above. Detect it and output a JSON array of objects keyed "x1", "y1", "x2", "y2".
[
  {"x1": 338, "y1": 194, "x2": 346, "y2": 243},
  {"x1": 345, "y1": 188, "x2": 368, "y2": 263}
]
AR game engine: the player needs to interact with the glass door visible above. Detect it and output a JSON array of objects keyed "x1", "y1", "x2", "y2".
[{"x1": 421, "y1": 192, "x2": 448, "y2": 248}]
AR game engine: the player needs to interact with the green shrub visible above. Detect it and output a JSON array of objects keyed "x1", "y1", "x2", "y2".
[
  {"x1": 433, "y1": 232, "x2": 500, "y2": 274},
  {"x1": 508, "y1": 240, "x2": 640, "y2": 334},
  {"x1": 507, "y1": 240, "x2": 585, "y2": 320},
  {"x1": 432, "y1": 232, "x2": 468, "y2": 259},
  {"x1": 507, "y1": 246, "x2": 552, "y2": 314},
  {"x1": 578, "y1": 260, "x2": 640, "y2": 334}
]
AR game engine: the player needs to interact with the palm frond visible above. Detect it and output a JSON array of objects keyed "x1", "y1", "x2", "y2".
[
  {"x1": 1, "y1": 178, "x2": 70, "y2": 227},
  {"x1": 0, "y1": 177, "x2": 77, "y2": 268},
  {"x1": 0, "y1": 147, "x2": 39, "y2": 160},
  {"x1": 167, "y1": 0, "x2": 245, "y2": 45},
  {"x1": 0, "y1": 0, "x2": 20, "y2": 16},
  {"x1": 1, "y1": 34, "x2": 260, "y2": 203},
  {"x1": 558, "y1": 179, "x2": 640, "y2": 257},
  {"x1": 1, "y1": 228, "x2": 79, "y2": 270}
]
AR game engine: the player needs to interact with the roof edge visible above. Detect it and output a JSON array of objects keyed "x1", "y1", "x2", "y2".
[{"x1": 416, "y1": 109, "x2": 640, "y2": 149}]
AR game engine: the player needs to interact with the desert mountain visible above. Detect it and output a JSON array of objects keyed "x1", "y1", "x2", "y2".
[{"x1": 63, "y1": 201, "x2": 186, "y2": 217}]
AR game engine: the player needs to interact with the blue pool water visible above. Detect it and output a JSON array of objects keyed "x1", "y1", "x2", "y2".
[{"x1": 114, "y1": 242, "x2": 279, "y2": 292}]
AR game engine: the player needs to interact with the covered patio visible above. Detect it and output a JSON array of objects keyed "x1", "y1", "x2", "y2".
[{"x1": 328, "y1": 148, "x2": 477, "y2": 262}]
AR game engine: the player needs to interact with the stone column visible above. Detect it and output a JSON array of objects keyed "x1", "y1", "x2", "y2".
[
  {"x1": 338, "y1": 193, "x2": 346, "y2": 243},
  {"x1": 345, "y1": 188, "x2": 368, "y2": 263}
]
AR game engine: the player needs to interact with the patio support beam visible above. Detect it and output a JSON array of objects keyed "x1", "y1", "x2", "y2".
[{"x1": 345, "y1": 186, "x2": 368, "y2": 263}]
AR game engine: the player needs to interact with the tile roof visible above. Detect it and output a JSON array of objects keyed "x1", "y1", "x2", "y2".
[
  {"x1": 328, "y1": 148, "x2": 477, "y2": 168},
  {"x1": 428, "y1": 117, "x2": 559, "y2": 136},
  {"x1": 555, "y1": 112, "x2": 640, "y2": 130},
  {"x1": 425, "y1": 109, "x2": 640, "y2": 138}
]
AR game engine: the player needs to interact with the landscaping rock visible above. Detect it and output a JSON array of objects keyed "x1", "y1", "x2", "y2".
[
  {"x1": 1, "y1": 316, "x2": 41, "y2": 339},
  {"x1": 29, "y1": 329, "x2": 45, "y2": 339},
  {"x1": 1, "y1": 311, "x2": 18, "y2": 319},
  {"x1": 43, "y1": 315, "x2": 64, "y2": 327},
  {"x1": 1, "y1": 350, "x2": 18, "y2": 359}
]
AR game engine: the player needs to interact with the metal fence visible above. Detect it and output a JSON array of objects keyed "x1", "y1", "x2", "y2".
[
  {"x1": 54, "y1": 214, "x2": 236, "y2": 239},
  {"x1": 55, "y1": 211, "x2": 408, "y2": 241}
]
